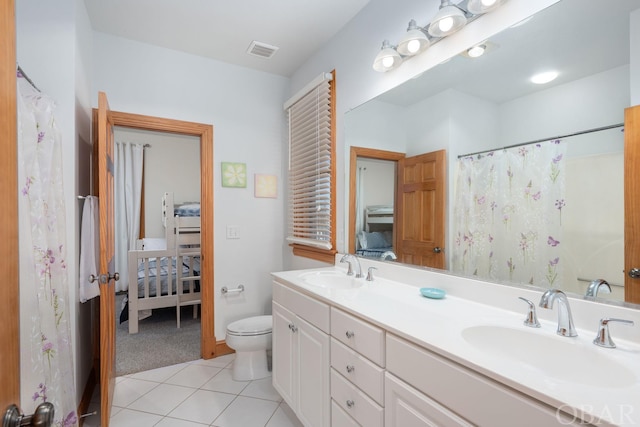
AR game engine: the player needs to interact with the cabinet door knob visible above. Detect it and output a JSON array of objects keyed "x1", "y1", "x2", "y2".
[
  {"x1": 346, "y1": 400, "x2": 355, "y2": 408},
  {"x1": 345, "y1": 330, "x2": 355, "y2": 339},
  {"x1": 346, "y1": 365, "x2": 355, "y2": 373}
]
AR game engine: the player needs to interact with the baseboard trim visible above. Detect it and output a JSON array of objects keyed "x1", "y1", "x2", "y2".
[
  {"x1": 77, "y1": 367, "x2": 97, "y2": 427},
  {"x1": 215, "y1": 340, "x2": 234, "y2": 357}
]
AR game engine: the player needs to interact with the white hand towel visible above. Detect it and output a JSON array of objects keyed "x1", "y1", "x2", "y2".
[{"x1": 79, "y1": 196, "x2": 100, "y2": 302}]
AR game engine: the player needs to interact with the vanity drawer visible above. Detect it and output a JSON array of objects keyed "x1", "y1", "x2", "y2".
[
  {"x1": 272, "y1": 280, "x2": 330, "y2": 333},
  {"x1": 331, "y1": 400, "x2": 360, "y2": 427},
  {"x1": 386, "y1": 334, "x2": 586, "y2": 427},
  {"x1": 330, "y1": 338, "x2": 384, "y2": 405},
  {"x1": 331, "y1": 307, "x2": 385, "y2": 366},
  {"x1": 330, "y1": 369, "x2": 383, "y2": 427}
]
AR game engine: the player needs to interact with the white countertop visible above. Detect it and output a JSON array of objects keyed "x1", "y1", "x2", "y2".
[{"x1": 272, "y1": 263, "x2": 640, "y2": 427}]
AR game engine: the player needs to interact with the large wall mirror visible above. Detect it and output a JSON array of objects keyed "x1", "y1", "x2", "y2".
[{"x1": 346, "y1": 0, "x2": 639, "y2": 306}]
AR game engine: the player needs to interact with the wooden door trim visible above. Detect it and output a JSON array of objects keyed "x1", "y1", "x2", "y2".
[
  {"x1": 624, "y1": 105, "x2": 640, "y2": 304},
  {"x1": 94, "y1": 109, "x2": 216, "y2": 358},
  {"x1": 348, "y1": 147, "x2": 405, "y2": 254},
  {"x1": 0, "y1": 0, "x2": 20, "y2": 409}
]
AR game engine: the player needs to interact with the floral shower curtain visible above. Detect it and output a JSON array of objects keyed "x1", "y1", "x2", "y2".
[
  {"x1": 452, "y1": 140, "x2": 567, "y2": 288},
  {"x1": 17, "y1": 72, "x2": 78, "y2": 425}
]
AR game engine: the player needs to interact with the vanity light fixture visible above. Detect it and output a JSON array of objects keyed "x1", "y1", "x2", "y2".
[
  {"x1": 373, "y1": 40, "x2": 402, "y2": 72},
  {"x1": 398, "y1": 20, "x2": 431, "y2": 56},
  {"x1": 531, "y1": 70, "x2": 558, "y2": 84},
  {"x1": 373, "y1": 0, "x2": 507, "y2": 72},
  {"x1": 428, "y1": 0, "x2": 468, "y2": 38}
]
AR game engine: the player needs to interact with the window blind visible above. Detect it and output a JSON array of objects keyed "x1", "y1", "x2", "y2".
[{"x1": 286, "y1": 75, "x2": 333, "y2": 250}]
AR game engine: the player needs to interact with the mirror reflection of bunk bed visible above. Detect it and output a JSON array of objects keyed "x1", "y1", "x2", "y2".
[
  {"x1": 356, "y1": 205, "x2": 397, "y2": 260},
  {"x1": 121, "y1": 192, "x2": 201, "y2": 334}
]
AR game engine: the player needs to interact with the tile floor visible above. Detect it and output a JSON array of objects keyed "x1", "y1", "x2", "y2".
[{"x1": 83, "y1": 354, "x2": 303, "y2": 427}]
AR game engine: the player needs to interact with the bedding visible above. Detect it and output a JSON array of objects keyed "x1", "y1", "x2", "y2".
[
  {"x1": 119, "y1": 255, "x2": 200, "y2": 324},
  {"x1": 174, "y1": 202, "x2": 200, "y2": 217}
]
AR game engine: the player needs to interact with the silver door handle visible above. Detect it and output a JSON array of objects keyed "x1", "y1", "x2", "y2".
[
  {"x1": 628, "y1": 268, "x2": 640, "y2": 279},
  {"x1": 89, "y1": 272, "x2": 120, "y2": 284},
  {"x1": 3, "y1": 402, "x2": 54, "y2": 427},
  {"x1": 433, "y1": 247, "x2": 442, "y2": 253}
]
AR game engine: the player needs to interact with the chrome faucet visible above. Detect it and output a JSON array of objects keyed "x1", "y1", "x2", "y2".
[
  {"x1": 585, "y1": 279, "x2": 612, "y2": 297},
  {"x1": 539, "y1": 289, "x2": 578, "y2": 337},
  {"x1": 340, "y1": 254, "x2": 363, "y2": 278}
]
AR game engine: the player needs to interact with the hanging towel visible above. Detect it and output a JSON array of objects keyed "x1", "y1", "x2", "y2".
[{"x1": 79, "y1": 196, "x2": 100, "y2": 302}]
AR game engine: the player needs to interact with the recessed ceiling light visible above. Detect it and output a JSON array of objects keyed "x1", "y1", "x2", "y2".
[
  {"x1": 466, "y1": 45, "x2": 486, "y2": 58},
  {"x1": 530, "y1": 71, "x2": 558, "y2": 84}
]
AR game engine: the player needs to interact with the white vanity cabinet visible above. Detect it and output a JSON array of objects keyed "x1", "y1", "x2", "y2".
[
  {"x1": 272, "y1": 281, "x2": 330, "y2": 427},
  {"x1": 330, "y1": 307, "x2": 385, "y2": 427}
]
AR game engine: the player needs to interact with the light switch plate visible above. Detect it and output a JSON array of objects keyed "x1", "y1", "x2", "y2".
[{"x1": 226, "y1": 225, "x2": 240, "y2": 239}]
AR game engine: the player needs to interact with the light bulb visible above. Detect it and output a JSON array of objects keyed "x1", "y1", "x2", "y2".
[
  {"x1": 438, "y1": 16, "x2": 454, "y2": 33},
  {"x1": 382, "y1": 56, "x2": 394, "y2": 68},
  {"x1": 407, "y1": 39, "x2": 421, "y2": 54},
  {"x1": 482, "y1": 0, "x2": 497, "y2": 6}
]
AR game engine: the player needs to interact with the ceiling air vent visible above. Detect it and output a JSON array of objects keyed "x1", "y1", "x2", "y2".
[{"x1": 246, "y1": 41, "x2": 279, "y2": 59}]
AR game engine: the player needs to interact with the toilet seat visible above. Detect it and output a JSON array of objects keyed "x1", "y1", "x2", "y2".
[{"x1": 226, "y1": 315, "x2": 272, "y2": 336}]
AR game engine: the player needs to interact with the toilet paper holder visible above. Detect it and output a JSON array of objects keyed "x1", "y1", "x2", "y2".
[{"x1": 221, "y1": 285, "x2": 245, "y2": 295}]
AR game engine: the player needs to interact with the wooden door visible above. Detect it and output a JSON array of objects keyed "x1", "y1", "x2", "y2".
[
  {"x1": 0, "y1": 0, "x2": 20, "y2": 410},
  {"x1": 624, "y1": 104, "x2": 640, "y2": 304},
  {"x1": 395, "y1": 150, "x2": 446, "y2": 269},
  {"x1": 97, "y1": 91, "x2": 117, "y2": 426}
]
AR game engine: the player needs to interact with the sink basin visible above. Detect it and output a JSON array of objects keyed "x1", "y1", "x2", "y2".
[
  {"x1": 299, "y1": 270, "x2": 364, "y2": 290},
  {"x1": 462, "y1": 325, "x2": 636, "y2": 388}
]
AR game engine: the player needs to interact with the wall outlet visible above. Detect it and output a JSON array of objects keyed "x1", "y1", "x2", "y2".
[{"x1": 226, "y1": 225, "x2": 240, "y2": 239}]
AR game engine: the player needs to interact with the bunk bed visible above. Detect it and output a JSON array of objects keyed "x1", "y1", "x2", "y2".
[
  {"x1": 124, "y1": 192, "x2": 201, "y2": 334},
  {"x1": 356, "y1": 205, "x2": 396, "y2": 259}
]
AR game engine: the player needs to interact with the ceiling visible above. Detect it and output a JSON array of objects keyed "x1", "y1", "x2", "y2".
[
  {"x1": 83, "y1": 0, "x2": 370, "y2": 77},
  {"x1": 376, "y1": 0, "x2": 636, "y2": 107}
]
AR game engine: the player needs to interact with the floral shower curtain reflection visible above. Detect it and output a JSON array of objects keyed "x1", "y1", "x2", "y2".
[
  {"x1": 17, "y1": 70, "x2": 78, "y2": 426},
  {"x1": 452, "y1": 140, "x2": 567, "y2": 288}
]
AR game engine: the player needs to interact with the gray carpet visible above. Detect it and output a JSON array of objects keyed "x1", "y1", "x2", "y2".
[{"x1": 115, "y1": 294, "x2": 201, "y2": 376}]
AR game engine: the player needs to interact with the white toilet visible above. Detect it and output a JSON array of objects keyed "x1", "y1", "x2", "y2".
[{"x1": 225, "y1": 315, "x2": 273, "y2": 381}]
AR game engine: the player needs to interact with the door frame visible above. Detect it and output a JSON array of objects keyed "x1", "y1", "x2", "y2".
[
  {"x1": 0, "y1": 0, "x2": 20, "y2": 410},
  {"x1": 93, "y1": 109, "x2": 217, "y2": 358},
  {"x1": 348, "y1": 146, "x2": 405, "y2": 254}
]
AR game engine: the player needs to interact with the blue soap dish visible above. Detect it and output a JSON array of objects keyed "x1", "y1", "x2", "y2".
[{"x1": 420, "y1": 287, "x2": 446, "y2": 299}]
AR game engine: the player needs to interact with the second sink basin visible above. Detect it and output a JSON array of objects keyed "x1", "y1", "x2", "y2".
[
  {"x1": 299, "y1": 270, "x2": 364, "y2": 290},
  {"x1": 462, "y1": 325, "x2": 636, "y2": 388}
]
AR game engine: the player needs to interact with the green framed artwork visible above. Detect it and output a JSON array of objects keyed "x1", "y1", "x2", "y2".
[{"x1": 221, "y1": 162, "x2": 247, "y2": 188}]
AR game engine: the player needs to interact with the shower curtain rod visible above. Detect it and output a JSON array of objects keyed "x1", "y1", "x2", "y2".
[
  {"x1": 457, "y1": 123, "x2": 624, "y2": 159},
  {"x1": 16, "y1": 64, "x2": 41, "y2": 92}
]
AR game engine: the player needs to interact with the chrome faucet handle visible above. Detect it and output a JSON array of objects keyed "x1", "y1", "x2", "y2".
[
  {"x1": 366, "y1": 267, "x2": 377, "y2": 281},
  {"x1": 518, "y1": 297, "x2": 541, "y2": 328},
  {"x1": 593, "y1": 318, "x2": 634, "y2": 348}
]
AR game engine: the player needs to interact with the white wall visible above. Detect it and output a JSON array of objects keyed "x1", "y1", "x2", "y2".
[
  {"x1": 357, "y1": 158, "x2": 395, "y2": 209},
  {"x1": 92, "y1": 33, "x2": 288, "y2": 338},
  {"x1": 16, "y1": 0, "x2": 93, "y2": 409},
  {"x1": 632, "y1": 9, "x2": 640, "y2": 105},
  {"x1": 114, "y1": 128, "x2": 201, "y2": 238},
  {"x1": 285, "y1": 0, "x2": 559, "y2": 269}
]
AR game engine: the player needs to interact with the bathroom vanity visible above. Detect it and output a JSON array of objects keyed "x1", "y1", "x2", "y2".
[{"x1": 272, "y1": 256, "x2": 640, "y2": 427}]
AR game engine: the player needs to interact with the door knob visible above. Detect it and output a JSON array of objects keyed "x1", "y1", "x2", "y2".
[
  {"x1": 433, "y1": 247, "x2": 442, "y2": 253},
  {"x1": 89, "y1": 272, "x2": 120, "y2": 284},
  {"x1": 4, "y1": 402, "x2": 54, "y2": 427},
  {"x1": 628, "y1": 268, "x2": 640, "y2": 279}
]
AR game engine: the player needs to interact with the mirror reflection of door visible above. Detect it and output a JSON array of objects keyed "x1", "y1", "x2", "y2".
[{"x1": 349, "y1": 147, "x2": 447, "y2": 269}]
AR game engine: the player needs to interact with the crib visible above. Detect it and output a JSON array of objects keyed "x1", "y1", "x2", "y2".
[{"x1": 126, "y1": 192, "x2": 201, "y2": 334}]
